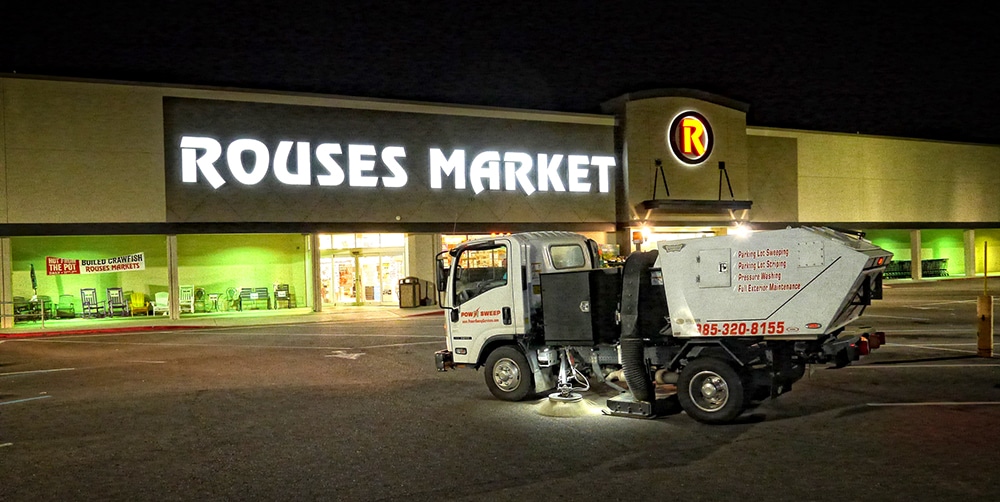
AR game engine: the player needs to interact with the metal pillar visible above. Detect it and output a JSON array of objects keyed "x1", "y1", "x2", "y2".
[
  {"x1": 1, "y1": 237, "x2": 12, "y2": 329},
  {"x1": 964, "y1": 229, "x2": 977, "y2": 277},
  {"x1": 310, "y1": 233, "x2": 322, "y2": 313},
  {"x1": 167, "y1": 235, "x2": 180, "y2": 320},
  {"x1": 910, "y1": 230, "x2": 922, "y2": 280}
]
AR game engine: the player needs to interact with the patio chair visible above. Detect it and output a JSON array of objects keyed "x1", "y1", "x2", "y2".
[
  {"x1": 179, "y1": 285, "x2": 195, "y2": 314},
  {"x1": 13, "y1": 296, "x2": 33, "y2": 321},
  {"x1": 238, "y1": 287, "x2": 254, "y2": 311},
  {"x1": 254, "y1": 287, "x2": 270, "y2": 309},
  {"x1": 274, "y1": 284, "x2": 291, "y2": 309},
  {"x1": 33, "y1": 295, "x2": 55, "y2": 319},
  {"x1": 225, "y1": 287, "x2": 239, "y2": 311},
  {"x1": 56, "y1": 294, "x2": 76, "y2": 319},
  {"x1": 13, "y1": 295, "x2": 30, "y2": 313},
  {"x1": 129, "y1": 291, "x2": 151, "y2": 316},
  {"x1": 152, "y1": 292, "x2": 169, "y2": 315},
  {"x1": 80, "y1": 288, "x2": 105, "y2": 318},
  {"x1": 106, "y1": 287, "x2": 128, "y2": 317},
  {"x1": 194, "y1": 288, "x2": 206, "y2": 313}
]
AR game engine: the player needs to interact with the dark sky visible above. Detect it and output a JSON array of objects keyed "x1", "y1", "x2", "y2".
[{"x1": 4, "y1": 1, "x2": 999, "y2": 144}]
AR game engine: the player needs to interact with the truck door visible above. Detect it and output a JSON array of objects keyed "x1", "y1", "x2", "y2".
[{"x1": 447, "y1": 239, "x2": 516, "y2": 365}]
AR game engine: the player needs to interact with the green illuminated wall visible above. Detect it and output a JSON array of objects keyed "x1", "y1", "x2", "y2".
[
  {"x1": 866, "y1": 230, "x2": 911, "y2": 262},
  {"x1": 867, "y1": 229, "x2": 966, "y2": 277},
  {"x1": 974, "y1": 230, "x2": 1000, "y2": 275},
  {"x1": 177, "y1": 234, "x2": 307, "y2": 307},
  {"x1": 921, "y1": 230, "x2": 965, "y2": 276},
  {"x1": 11, "y1": 233, "x2": 308, "y2": 312},
  {"x1": 11, "y1": 235, "x2": 168, "y2": 312}
]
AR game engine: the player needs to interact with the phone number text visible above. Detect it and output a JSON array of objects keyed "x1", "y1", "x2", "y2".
[{"x1": 696, "y1": 321, "x2": 786, "y2": 336}]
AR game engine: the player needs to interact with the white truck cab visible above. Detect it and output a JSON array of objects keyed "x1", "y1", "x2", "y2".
[{"x1": 436, "y1": 232, "x2": 597, "y2": 367}]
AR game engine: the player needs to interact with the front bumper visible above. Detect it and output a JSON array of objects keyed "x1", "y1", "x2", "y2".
[{"x1": 435, "y1": 350, "x2": 454, "y2": 371}]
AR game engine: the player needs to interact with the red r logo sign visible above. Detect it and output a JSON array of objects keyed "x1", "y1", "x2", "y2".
[{"x1": 668, "y1": 111, "x2": 713, "y2": 165}]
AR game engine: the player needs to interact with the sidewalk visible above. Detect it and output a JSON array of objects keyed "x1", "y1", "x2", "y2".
[{"x1": 0, "y1": 306, "x2": 443, "y2": 339}]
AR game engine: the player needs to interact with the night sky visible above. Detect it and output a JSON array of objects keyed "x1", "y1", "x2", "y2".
[{"x1": 4, "y1": 1, "x2": 998, "y2": 144}]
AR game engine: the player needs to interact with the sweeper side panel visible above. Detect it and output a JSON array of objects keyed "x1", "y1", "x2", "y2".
[{"x1": 657, "y1": 227, "x2": 891, "y2": 339}]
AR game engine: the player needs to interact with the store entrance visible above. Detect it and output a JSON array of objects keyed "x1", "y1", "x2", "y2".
[{"x1": 320, "y1": 251, "x2": 404, "y2": 306}]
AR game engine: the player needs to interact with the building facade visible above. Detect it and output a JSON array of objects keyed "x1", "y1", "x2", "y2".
[{"x1": 2, "y1": 76, "x2": 999, "y2": 327}]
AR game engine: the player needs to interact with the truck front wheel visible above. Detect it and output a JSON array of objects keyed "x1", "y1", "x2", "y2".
[
  {"x1": 678, "y1": 358, "x2": 748, "y2": 424},
  {"x1": 484, "y1": 346, "x2": 534, "y2": 401}
]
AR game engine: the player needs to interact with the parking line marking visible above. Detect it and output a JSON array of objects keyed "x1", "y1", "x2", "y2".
[
  {"x1": 888, "y1": 343, "x2": 979, "y2": 354},
  {"x1": 358, "y1": 341, "x2": 445, "y2": 349},
  {"x1": 868, "y1": 401, "x2": 1000, "y2": 407},
  {"x1": 864, "y1": 315, "x2": 932, "y2": 321},
  {"x1": 0, "y1": 367, "x2": 76, "y2": 377},
  {"x1": 848, "y1": 364, "x2": 1000, "y2": 369},
  {"x1": 19, "y1": 339, "x2": 442, "y2": 351},
  {"x1": 0, "y1": 395, "x2": 53, "y2": 406},
  {"x1": 0, "y1": 443, "x2": 12, "y2": 448}
]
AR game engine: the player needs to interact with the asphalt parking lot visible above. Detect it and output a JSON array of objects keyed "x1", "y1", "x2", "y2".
[{"x1": 2, "y1": 279, "x2": 1000, "y2": 501}]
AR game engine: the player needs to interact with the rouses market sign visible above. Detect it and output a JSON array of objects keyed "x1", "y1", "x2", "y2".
[{"x1": 180, "y1": 137, "x2": 616, "y2": 195}]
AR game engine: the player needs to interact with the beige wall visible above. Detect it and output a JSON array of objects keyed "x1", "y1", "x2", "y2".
[
  {"x1": 0, "y1": 82, "x2": 7, "y2": 223},
  {"x1": 749, "y1": 127, "x2": 1000, "y2": 224},
  {"x1": 747, "y1": 136, "x2": 798, "y2": 222},
  {"x1": 621, "y1": 96, "x2": 749, "y2": 222},
  {"x1": 1, "y1": 78, "x2": 167, "y2": 223}
]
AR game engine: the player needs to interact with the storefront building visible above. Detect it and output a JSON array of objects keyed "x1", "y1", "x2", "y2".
[{"x1": 2, "y1": 76, "x2": 999, "y2": 327}]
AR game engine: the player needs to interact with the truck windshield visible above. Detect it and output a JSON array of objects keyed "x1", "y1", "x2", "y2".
[{"x1": 454, "y1": 244, "x2": 508, "y2": 305}]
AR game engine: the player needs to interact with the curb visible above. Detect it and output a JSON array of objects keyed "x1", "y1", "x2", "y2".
[
  {"x1": 0, "y1": 309, "x2": 443, "y2": 339},
  {"x1": 0, "y1": 325, "x2": 213, "y2": 340}
]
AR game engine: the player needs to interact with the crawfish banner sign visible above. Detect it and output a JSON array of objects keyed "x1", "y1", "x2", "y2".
[{"x1": 46, "y1": 253, "x2": 146, "y2": 275}]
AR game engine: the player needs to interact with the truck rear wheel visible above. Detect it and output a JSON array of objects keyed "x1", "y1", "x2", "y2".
[
  {"x1": 678, "y1": 358, "x2": 747, "y2": 424},
  {"x1": 484, "y1": 346, "x2": 534, "y2": 401}
]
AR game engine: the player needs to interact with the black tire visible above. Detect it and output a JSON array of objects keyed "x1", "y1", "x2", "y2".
[
  {"x1": 677, "y1": 357, "x2": 748, "y2": 424},
  {"x1": 484, "y1": 346, "x2": 534, "y2": 401}
]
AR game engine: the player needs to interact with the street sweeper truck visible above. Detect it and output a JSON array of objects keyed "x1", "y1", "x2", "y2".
[{"x1": 433, "y1": 227, "x2": 891, "y2": 424}]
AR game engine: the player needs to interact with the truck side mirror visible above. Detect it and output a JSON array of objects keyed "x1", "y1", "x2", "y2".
[{"x1": 436, "y1": 264, "x2": 449, "y2": 293}]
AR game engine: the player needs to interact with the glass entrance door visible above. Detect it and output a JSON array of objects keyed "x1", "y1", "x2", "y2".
[{"x1": 321, "y1": 252, "x2": 404, "y2": 306}]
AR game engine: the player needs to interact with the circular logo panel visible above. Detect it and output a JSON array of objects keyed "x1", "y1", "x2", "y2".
[{"x1": 668, "y1": 111, "x2": 713, "y2": 165}]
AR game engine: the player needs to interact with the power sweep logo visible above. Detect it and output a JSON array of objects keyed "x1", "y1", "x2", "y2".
[{"x1": 668, "y1": 111, "x2": 713, "y2": 165}]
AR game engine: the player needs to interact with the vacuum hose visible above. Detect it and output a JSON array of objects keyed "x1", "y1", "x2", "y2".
[{"x1": 619, "y1": 250, "x2": 659, "y2": 402}]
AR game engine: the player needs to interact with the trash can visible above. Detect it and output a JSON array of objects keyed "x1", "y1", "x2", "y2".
[{"x1": 399, "y1": 277, "x2": 421, "y2": 308}]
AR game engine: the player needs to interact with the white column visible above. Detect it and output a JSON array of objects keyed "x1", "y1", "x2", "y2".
[
  {"x1": 910, "y1": 230, "x2": 922, "y2": 281},
  {"x1": 310, "y1": 233, "x2": 322, "y2": 312},
  {"x1": 1, "y1": 237, "x2": 12, "y2": 329},
  {"x1": 964, "y1": 229, "x2": 977, "y2": 277},
  {"x1": 167, "y1": 235, "x2": 179, "y2": 320}
]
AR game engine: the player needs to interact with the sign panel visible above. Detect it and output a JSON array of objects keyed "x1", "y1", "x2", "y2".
[
  {"x1": 164, "y1": 98, "x2": 617, "y2": 224},
  {"x1": 46, "y1": 253, "x2": 146, "y2": 275}
]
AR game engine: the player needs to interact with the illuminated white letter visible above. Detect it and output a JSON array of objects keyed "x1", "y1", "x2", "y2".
[
  {"x1": 567, "y1": 155, "x2": 590, "y2": 192},
  {"x1": 181, "y1": 136, "x2": 225, "y2": 189},
  {"x1": 429, "y1": 149, "x2": 466, "y2": 189},
  {"x1": 537, "y1": 154, "x2": 565, "y2": 192},
  {"x1": 591, "y1": 156, "x2": 615, "y2": 193},
  {"x1": 226, "y1": 139, "x2": 269, "y2": 185},
  {"x1": 316, "y1": 143, "x2": 345, "y2": 186},
  {"x1": 503, "y1": 152, "x2": 535, "y2": 195},
  {"x1": 469, "y1": 151, "x2": 501, "y2": 194},
  {"x1": 273, "y1": 141, "x2": 311, "y2": 185},
  {"x1": 348, "y1": 144, "x2": 378, "y2": 187},
  {"x1": 380, "y1": 146, "x2": 408, "y2": 188}
]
